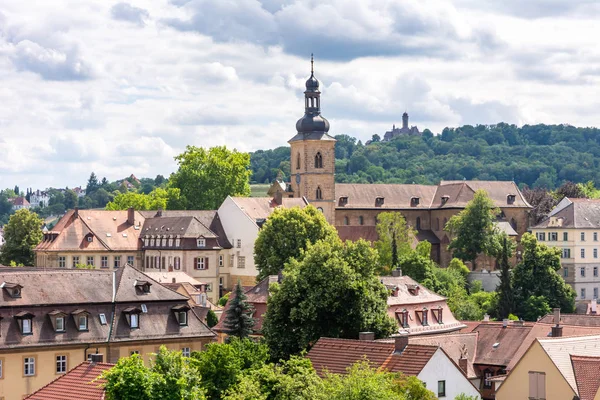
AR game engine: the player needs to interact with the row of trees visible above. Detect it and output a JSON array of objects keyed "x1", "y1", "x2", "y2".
[
  {"x1": 249, "y1": 123, "x2": 600, "y2": 188},
  {"x1": 102, "y1": 340, "x2": 453, "y2": 400}
]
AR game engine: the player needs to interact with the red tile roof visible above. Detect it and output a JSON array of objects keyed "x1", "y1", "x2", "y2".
[
  {"x1": 571, "y1": 355, "x2": 600, "y2": 400},
  {"x1": 307, "y1": 337, "x2": 437, "y2": 377},
  {"x1": 26, "y1": 361, "x2": 113, "y2": 399}
]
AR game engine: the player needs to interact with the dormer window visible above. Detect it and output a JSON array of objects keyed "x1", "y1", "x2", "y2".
[
  {"x1": 135, "y1": 280, "x2": 152, "y2": 294},
  {"x1": 172, "y1": 305, "x2": 191, "y2": 326},
  {"x1": 416, "y1": 307, "x2": 429, "y2": 326},
  {"x1": 15, "y1": 311, "x2": 34, "y2": 335},
  {"x1": 71, "y1": 310, "x2": 90, "y2": 331},
  {"x1": 433, "y1": 307, "x2": 443, "y2": 324},
  {"x1": 197, "y1": 238, "x2": 206, "y2": 248},
  {"x1": 407, "y1": 284, "x2": 420, "y2": 296},
  {"x1": 124, "y1": 307, "x2": 141, "y2": 329},
  {"x1": 375, "y1": 197, "x2": 384, "y2": 207},
  {"x1": 507, "y1": 194, "x2": 516, "y2": 205},
  {"x1": 396, "y1": 309, "x2": 409, "y2": 328},
  {"x1": 1, "y1": 282, "x2": 23, "y2": 298},
  {"x1": 339, "y1": 196, "x2": 348, "y2": 206},
  {"x1": 86, "y1": 234, "x2": 93, "y2": 243},
  {"x1": 49, "y1": 310, "x2": 67, "y2": 332},
  {"x1": 411, "y1": 197, "x2": 420, "y2": 207},
  {"x1": 144, "y1": 237, "x2": 149, "y2": 247},
  {"x1": 441, "y1": 195, "x2": 450, "y2": 206}
]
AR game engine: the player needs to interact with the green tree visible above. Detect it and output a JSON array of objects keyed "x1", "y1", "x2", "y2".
[
  {"x1": 64, "y1": 189, "x2": 78, "y2": 210},
  {"x1": 169, "y1": 145, "x2": 251, "y2": 210},
  {"x1": 194, "y1": 338, "x2": 270, "y2": 399},
  {"x1": 219, "y1": 292, "x2": 230, "y2": 307},
  {"x1": 223, "y1": 281, "x2": 256, "y2": 340},
  {"x1": 521, "y1": 295, "x2": 552, "y2": 322},
  {"x1": 254, "y1": 205, "x2": 338, "y2": 280},
  {"x1": 263, "y1": 238, "x2": 396, "y2": 360},
  {"x1": 86, "y1": 172, "x2": 100, "y2": 195},
  {"x1": 448, "y1": 258, "x2": 470, "y2": 279},
  {"x1": 375, "y1": 212, "x2": 415, "y2": 273},
  {"x1": 496, "y1": 234, "x2": 515, "y2": 319},
  {"x1": 105, "y1": 187, "x2": 182, "y2": 211},
  {"x1": 0, "y1": 209, "x2": 43, "y2": 266},
  {"x1": 102, "y1": 354, "x2": 155, "y2": 400},
  {"x1": 206, "y1": 309, "x2": 219, "y2": 328},
  {"x1": 512, "y1": 233, "x2": 575, "y2": 320},
  {"x1": 446, "y1": 190, "x2": 501, "y2": 268}
]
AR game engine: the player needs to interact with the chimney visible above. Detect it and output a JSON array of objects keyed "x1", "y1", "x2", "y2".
[
  {"x1": 90, "y1": 353, "x2": 104, "y2": 363},
  {"x1": 552, "y1": 308, "x2": 563, "y2": 337},
  {"x1": 74, "y1": 207, "x2": 79, "y2": 218},
  {"x1": 172, "y1": 278, "x2": 176, "y2": 283},
  {"x1": 502, "y1": 319, "x2": 508, "y2": 328},
  {"x1": 127, "y1": 207, "x2": 135, "y2": 225},
  {"x1": 359, "y1": 332, "x2": 375, "y2": 341},
  {"x1": 458, "y1": 357, "x2": 468, "y2": 374},
  {"x1": 392, "y1": 286, "x2": 399, "y2": 297},
  {"x1": 483, "y1": 314, "x2": 490, "y2": 322},
  {"x1": 391, "y1": 268, "x2": 402, "y2": 277},
  {"x1": 273, "y1": 191, "x2": 283, "y2": 206},
  {"x1": 156, "y1": 208, "x2": 163, "y2": 217},
  {"x1": 394, "y1": 334, "x2": 409, "y2": 354}
]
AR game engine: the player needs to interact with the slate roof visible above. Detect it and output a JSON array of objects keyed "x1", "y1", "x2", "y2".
[
  {"x1": 538, "y1": 313, "x2": 600, "y2": 327},
  {"x1": 532, "y1": 198, "x2": 600, "y2": 229},
  {"x1": 143, "y1": 271, "x2": 205, "y2": 287},
  {"x1": 25, "y1": 361, "x2": 113, "y2": 400},
  {"x1": 230, "y1": 197, "x2": 308, "y2": 221},
  {"x1": 435, "y1": 180, "x2": 531, "y2": 208},
  {"x1": 307, "y1": 337, "x2": 438, "y2": 377},
  {"x1": 571, "y1": 355, "x2": 600, "y2": 400}
]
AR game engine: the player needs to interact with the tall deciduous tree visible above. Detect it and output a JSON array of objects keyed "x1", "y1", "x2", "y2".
[
  {"x1": 512, "y1": 233, "x2": 575, "y2": 320},
  {"x1": 496, "y1": 234, "x2": 515, "y2": 319},
  {"x1": 169, "y1": 145, "x2": 251, "y2": 210},
  {"x1": 0, "y1": 209, "x2": 43, "y2": 266},
  {"x1": 254, "y1": 205, "x2": 338, "y2": 280},
  {"x1": 223, "y1": 281, "x2": 255, "y2": 340},
  {"x1": 446, "y1": 190, "x2": 501, "y2": 268},
  {"x1": 263, "y1": 238, "x2": 396, "y2": 360},
  {"x1": 375, "y1": 212, "x2": 415, "y2": 273},
  {"x1": 105, "y1": 188, "x2": 182, "y2": 211},
  {"x1": 64, "y1": 189, "x2": 78, "y2": 210}
]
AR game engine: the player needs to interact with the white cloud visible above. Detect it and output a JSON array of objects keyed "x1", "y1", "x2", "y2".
[{"x1": 0, "y1": 0, "x2": 599, "y2": 189}]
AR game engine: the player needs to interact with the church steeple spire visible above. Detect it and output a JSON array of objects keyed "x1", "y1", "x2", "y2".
[{"x1": 295, "y1": 55, "x2": 329, "y2": 134}]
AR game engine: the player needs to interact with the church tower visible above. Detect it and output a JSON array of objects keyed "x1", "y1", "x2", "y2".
[{"x1": 288, "y1": 56, "x2": 336, "y2": 223}]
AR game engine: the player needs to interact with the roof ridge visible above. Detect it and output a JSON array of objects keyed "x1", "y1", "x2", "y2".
[{"x1": 78, "y1": 214, "x2": 112, "y2": 251}]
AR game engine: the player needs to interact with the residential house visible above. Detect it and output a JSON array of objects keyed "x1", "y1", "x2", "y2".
[
  {"x1": 530, "y1": 197, "x2": 600, "y2": 301},
  {"x1": 381, "y1": 272, "x2": 467, "y2": 335},
  {"x1": 29, "y1": 190, "x2": 50, "y2": 208},
  {"x1": 307, "y1": 335, "x2": 481, "y2": 399},
  {"x1": 9, "y1": 196, "x2": 30, "y2": 210},
  {"x1": 270, "y1": 59, "x2": 531, "y2": 268},
  {"x1": 0, "y1": 265, "x2": 215, "y2": 400},
  {"x1": 212, "y1": 275, "x2": 276, "y2": 342},
  {"x1": 25, "y1": 358, "x2": 112, "y2": 400},
  {"x1": 35, "y1": 208, "x2": 145, "y2": 270},
  {"x1": 496, "y1": 334, "x2": 600, "y2": 400},
  {"x1": 217, "y1": 195, "x2": 308, "y2": 287},
  {"x1": 138, "y1": 210, "x2": 232, "y2": 303}
]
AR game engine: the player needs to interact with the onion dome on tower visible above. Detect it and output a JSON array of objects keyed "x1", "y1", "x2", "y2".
[{"x1": 295, "y1": 54, "x2": 330, "y2": 134}]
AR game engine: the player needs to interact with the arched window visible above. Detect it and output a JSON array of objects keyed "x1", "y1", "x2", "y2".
[
  {"x1": 416, "y1": 217, "x2": 421, "y2": 230},
  {"x1": 316, "y1": 186, "x2": 322, "y2": 200},
  {"x1": 359, "y1": 216, "x2": 364, "y2": 225},
  {"x1": 314, "y1": 152, "x2": 323, "y2": 168},
  {"x1": 344, "y1": 216, "x2": 349, "y2": 226},
  {"x1": 296, "y1": 152, "x2": 301, "y2": 170}
]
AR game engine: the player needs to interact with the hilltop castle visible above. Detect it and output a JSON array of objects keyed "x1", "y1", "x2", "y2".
[{"x1": 383, "y1": 112, "x2": 421, "y2": 141}]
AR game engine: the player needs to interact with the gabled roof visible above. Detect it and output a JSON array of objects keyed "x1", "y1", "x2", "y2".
[
  {"x1": 470, "y1": 322, "x2": 534, "y2": 366},
  {"x1": 307, "y1": 337, "x2": 437, "y2": 377},
  {"x1": 114, "y1": 264, "x2": 189, "y2": 303},
  {"x1": 25, "y1": 361, "x2": 113, "y2": 400},
  {"x1": 571, "y1": 355, "x2": 600, "y2": 400},
  {"x1": 11, "y1": 196, "x2": 30, "y2": 206},
  {"x1": 538, "y1": 335, "x2": 600, "y2": 393},
  {"x1": 229, "y1": 197, "x2": 307, "y2": 221},
  {"x1": 533, "y1": 198, "x2": 600, "y2": 229},
  {"x1": 140, "y1": 216, "x2": 217, "y2": 239}
]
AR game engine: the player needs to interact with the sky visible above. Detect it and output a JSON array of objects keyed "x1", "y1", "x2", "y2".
[{"x1": 1, "y1": 0, "x2": 599, "y2": 189}]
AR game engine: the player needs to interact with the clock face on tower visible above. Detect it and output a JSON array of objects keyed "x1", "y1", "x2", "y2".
[{"x1": 295, "y1": 173, "x2": 301, "y2": 184}]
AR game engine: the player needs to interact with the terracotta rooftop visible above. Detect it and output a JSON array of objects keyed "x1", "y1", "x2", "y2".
[
  {"x1": 229, "y1": 196, "x2": 308, "y2": 221},
  {"x1": 380, "y1": 275, "x2": 446, "y2": 305},
  {"x1": 307, "y1": 337, "x2": 437, "y2": 377},
  {"x1": 571, "y1": 355, "x2": 600, "y2": 400},
  {"x1": 25, "y1": 361, "x2": 113, "y2": 399},
  {"x1": 538, "y1": 313, "x2": 600, "y2": 327}
]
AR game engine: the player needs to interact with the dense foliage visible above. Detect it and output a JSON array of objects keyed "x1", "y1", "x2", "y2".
[
  {"x1": 0, "y1": 209, "x2": 43, "y2": 266},
  {"x1": 374, "y1": 212, "x2": 415, "y2": 274},
  {"x1": 254, "y1": 205, "x2": 339, "y2": 280},
  {"x1": 222, "y1": 282, "x2": 256, "y2": 339},
  {"x1": 263, "y1": 237, "x2": 396, "y2": 360},
  {"x1": 249, "y1": 124, "x2": 600, "y2": 189}
]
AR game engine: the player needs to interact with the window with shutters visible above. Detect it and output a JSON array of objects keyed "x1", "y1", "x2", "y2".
[
  {"x1": 195, "y1": 257, "x2": 208, "y2": 270},
  {"x1": 549, "y1": 232, "x2": 558, "y2": 241},
  {"x1": 528, "y1": 371, "x2": 546, "y2": 400},
  {"x1": 536, "y1": 232, "x2": 546, "y2": 241},
  {"x1": 563, "y1": 232, "x2": 568, "y2": 241}
]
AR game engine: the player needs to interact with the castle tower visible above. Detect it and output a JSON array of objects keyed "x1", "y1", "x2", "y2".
[
  {"x1": 288, "y1": 55, "x2": 336, "y2": 223},
  {"x1": 402, "y1": 111, "x2": 409, "y2": 129}
]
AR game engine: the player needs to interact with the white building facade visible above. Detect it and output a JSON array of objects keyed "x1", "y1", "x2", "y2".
[{"x1": 418, "y1": 348, "x2": 481, "y2": 399}]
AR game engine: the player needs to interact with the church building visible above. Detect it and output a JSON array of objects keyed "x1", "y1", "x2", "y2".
[{"x1": 273, "y1": 58, "x2": 532, "y2": 269}]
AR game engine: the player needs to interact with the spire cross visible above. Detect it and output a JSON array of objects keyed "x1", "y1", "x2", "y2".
[{"x1": 311, "y1": 53, "x2": 314, "y2": 74}]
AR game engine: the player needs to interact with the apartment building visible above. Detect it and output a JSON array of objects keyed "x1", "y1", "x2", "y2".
[{"x1": 530, "y1": 198, "x2": 600, "y2": 300}]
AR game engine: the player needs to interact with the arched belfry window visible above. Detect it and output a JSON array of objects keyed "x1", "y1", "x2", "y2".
[
  {"x1": 296, "y1": 152, "x2": 301, "y2": 170},
  {"x1": 316, "y1": 186, "x2": 323, "y2": 200},
  {"x1": 315, "y1": 152, "x2": 323, "y2": 169}
]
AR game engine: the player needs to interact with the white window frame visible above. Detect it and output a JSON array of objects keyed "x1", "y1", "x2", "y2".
[
  {"x1": 58, "y1": 256, "x2": 66, "y2": 268},
  {"x1": 595, "y1": 232, "x2": 598, "y2": 241},
  {"x1": 581, "y1": 267, "x2": 586, "y2": 277},
  {"x1": 582, "y1": 249, "x2": 586, "y2": 259},
  {"x1": 78, "y1": 315, "x2": 88, "y2": 331},
  {"x1": 101, "y1": 256, "x2": 108, "y2": 268},
  {"x1": 99, "y1": 313, "x2": 107, "y2": 325},
  {"x1": 549, "y1": 232, "x2": 558, "y2": 241},
  {"x1": 237, "y1": 239, "x2": 242, "y2": 248},
  {"x1": 22, "y1": 318, "x2": 32, "y2": 334},
  {"x1": 72, "y1": 256, "x2": 80, "y2": 268},
  {"x1": 114, "y1": 256, "x2": 121, "y2": 268},
  {"x1": 130, "y1": 313, "x2": 139, "y2": 329},
  {"x1": 0, "y1": 359, "x2": 3, "y2": 378},
  {"x1": 219, "y1": 255, "x2": 224, "y2": 267},
  {"x1": 56, "y1": 355, "x2": 67, "y2": 374},
  {"x1": 197, "y1": 238, "x2": 206, "y2": 247},
  {"x1": 86, "y1": 256, "x2": 95, "y2": 267},
  {"x1": 178, "y1": 311, "x2": 188, "y2": 326},
  {"x1": 238, "y1": 256, "x2": 246, "y2": 269},
  {"x1": 594, "y1": 288, "x2": 598, "y2": 299},
  {"x1": 582, "y1": 232, "x2": 586, "y2": 241},
  {"x1": 196, "y1": 258, "x2": 206, "y2": 270},
  {"x1": 182, "y1": 347, "x2": 191, "y2": 357},
  {"x1": 56, "y1": 317, "x2": 65, "y2": 332},
  {"x1": 24, "y1": 357, "x2": 35, "y2": 376}
]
